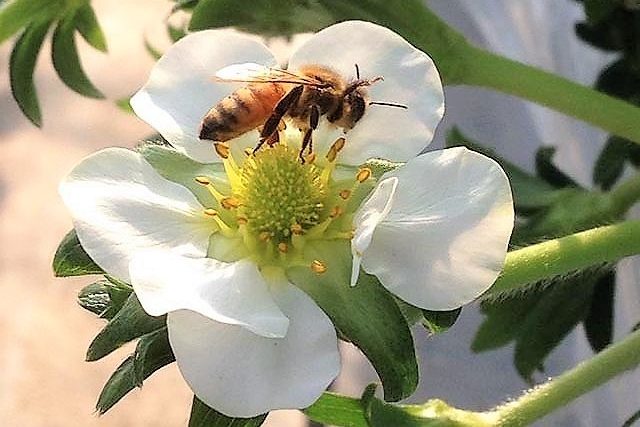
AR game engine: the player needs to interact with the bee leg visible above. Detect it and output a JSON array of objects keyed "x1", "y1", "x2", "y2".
[
  {"x1": 298, "y1": 105, "x2": 320, "y2": 162},
  {"x1": 259, "y1": 85, "x2": 304, "y2": 144},
  {"x1": 299, "y1": 129, "x2": 312, "y2": 164}
]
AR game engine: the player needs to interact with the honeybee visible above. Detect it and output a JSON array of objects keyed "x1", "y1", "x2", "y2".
[{"x1": 198, "y1": 63, "x2": 406, "y2": 161}]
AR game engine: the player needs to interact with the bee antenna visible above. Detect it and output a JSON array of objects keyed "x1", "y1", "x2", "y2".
[
  {"x1": 369, "y1": 101, "x2": 408, "y2": 109},
  {"x1": 354, "y1": 63, "x2": 360, "y2": 80}
]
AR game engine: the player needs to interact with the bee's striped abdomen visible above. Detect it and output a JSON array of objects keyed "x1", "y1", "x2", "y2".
[{"x1": 199, "y1": 83, "x2": 288, "y2": 142}]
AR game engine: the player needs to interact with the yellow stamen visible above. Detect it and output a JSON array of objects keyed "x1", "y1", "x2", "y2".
[
  {"x1": 310, "y1": 259, "x2": 327, "y2": 274},
  {"x1": 333, "y1": 137, "x2": 346, "y2": 152},
  {"x1": 221, "y1": 197, "x2": 241, "y2": 210},
  {"x1": 278, "y1": 242, "x2": 288, "y2": 253},
  {"x1": 195, "y1": 176, "x2": 211, "y2": 185},
  {"x1": 329, "y1": 206, "x2": 343, "y2": 219},
  {"x1": 291, "y1": 223, "x2": 304, "y2": 235},
  {"x1": 214, "y1": 142, "x2": 230, "y2": 159},
  {"x1": 259, "y1": 231, "x2": 271, "y2": 241},
  {"x1": 339, "y1": 189, "x2": 351, "y2": 200},
  {"x1": 195, "y1": 176, "x2": 227, "y2": 203},
  {"x1": 237, "y1": 216, "x2": 248, "y2": 225},
  {"x1": 203, "y1": 208, "x2": 234, "y2": 235},
  {"x1": 356, "y1": 167, "x2": 372, "y2": 183},
  {"x1": 304, "y1": 152, "x2": 317, "y2": 164}
]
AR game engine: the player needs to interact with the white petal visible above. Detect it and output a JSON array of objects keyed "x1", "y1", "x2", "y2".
[
  {"x1": 131, "y1": 30, "x2": 277, "y2": 163},
  {"x1": 289, "y1": 21, "x2": 444, "y2": 165},
  {"x1": 129, "y1": 253, "x2": 289, "y2": 338},
  {"x1": 357, "y1": 147, "x2": 514, "y2": 310},
  {"x1": 59, "y1": 148, "x2": 213, "y2": 282},
  {"x1": 351, "y1": 177, "x2": 398, "y2": 286},
  {"x1": 168, "y1": 282, "x2": 340, "y2": 417}
]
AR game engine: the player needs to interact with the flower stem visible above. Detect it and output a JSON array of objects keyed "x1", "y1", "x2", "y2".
[
  {"x1": 489, "y1": 220, "x2": 640, "y2": 295},
  {"x1": 494, "y1": 328, "x2": 640, "y2": 426},
  {"x1": 458, "y1": 47, "x2": 640, "y2": 145}
]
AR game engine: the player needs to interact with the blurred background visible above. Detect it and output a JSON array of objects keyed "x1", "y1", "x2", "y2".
[{"x1": 1, "y1": 1, "x2": 639, "y2": 426}]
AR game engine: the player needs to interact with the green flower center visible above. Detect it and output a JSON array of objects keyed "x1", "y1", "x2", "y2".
[
  {"x1": 196, "y1": 126, "x2": 376, "y2": 273},
  {"x1": 240, "y1": 145, "x2": 325, "y2": 243}
]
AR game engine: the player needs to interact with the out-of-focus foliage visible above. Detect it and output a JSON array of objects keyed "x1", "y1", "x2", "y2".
[
  {"x1": 2, "y1": 0, "x2": 107, "y2": 126},
  {"x1": 574, "y1": 0, "x2": 640, "y2": 189}
]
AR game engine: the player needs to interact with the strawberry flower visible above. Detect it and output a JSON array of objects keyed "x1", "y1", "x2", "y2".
[{"x1": 60, "y1": 21, "x2": 513, "y2": 417}]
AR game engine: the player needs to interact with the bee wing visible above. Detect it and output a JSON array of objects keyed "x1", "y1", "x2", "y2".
[{"x1": 214, "y1": 63, "x2": 321, "y2": 86}]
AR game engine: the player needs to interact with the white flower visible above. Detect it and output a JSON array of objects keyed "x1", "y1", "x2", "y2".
[{"x1": 60, "y1": 21, "x2": 513, "y2": 418}]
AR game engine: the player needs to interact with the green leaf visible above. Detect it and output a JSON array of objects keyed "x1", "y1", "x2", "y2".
[
  {"x1": 96, "y1": 328, "x2": 175, "y2": 414},
  {"x1": 143, "y1": 36, "x2": 162, "y2": 60},
  {"x1": 172, "y1": 0, "x2": 199, "y2": 13},
  {"x1": 0, "y1": 0, "x2": 59, "y2": 44},
  {"x1": 535, "y1": 146, "x2": 579, "y2": 189},
  {"x1": 303, "y1": 392, "x2": 368, "y2": 427},
  {"x1": 514, "y1": 273, "x2": 600, "y2": 380},
  {"x1": 167, "y1": 21, "x2": 186, "y2": 42},
  {"x1": 473, "y1": 288, "x2": 546, "y2": 353},
  {"x1": 446, "y1": 127, "x2": 559, "y2": 213},
  {"x1": 583, "y1": 0, "x2": 616, "y2": 24},
  {"x1": 86, "y1": 293, "x2": 166, "y2": 361},
  {"x1": 74, "y1": 3, "x2": 107, "y2": 52},
  {"x1": 287, "y1": 240, "x2": 418, "y2": 402},
  {"x1": 189, "y1": 0, "x2": 333, "y2": 38},
  {"x1": 593, "y1": 136, "x2": 640, "y2": 190},
  {"x1": 53, "y1": 229, "x2": 104, "y2": 277},
  {"x1": 9, "y1": 18, "x2": 52, "y2": 127},
  {"x1": 623, "y1": 407, "x2": 640, "y2": 427},
  {"x1": 77, "y1": 278, "x2": 132, "y2": 319},
  {"x1": 188, "y1": 396, "x2": 267, "y2": 427},
  {"x1": 51, "y1": 9, "x2": 104, "y2": 98},
  {"x1": 137, "y1": 142, "x2": 227, "y2": 207},
  {"x1": 583, "y1": 269, "x2": 615, "y2": 352},
  {"x1": 422, "y1": 308, "x2": 461, "y2": 335},
  {"x1": 115, "y1": 95, "x2": 134, "y2": 113}
]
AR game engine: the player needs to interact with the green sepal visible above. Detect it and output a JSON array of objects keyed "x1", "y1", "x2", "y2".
[
  {"x1": 188, "y1": 396, "x2": 267, "y2": 427},
  {"x1": 137, "y1": 141, "x2": 227, "y2": 207},
  {"x1": 9, "y1": 17, "x2": 52, "y2": 127},
  {"x1": 96, "y1": 328, "x2": 175, "y2": 414},
  {"x1": 77, "y1": 277, "x2": 132, "y2": 319},
  {"x1": 446, "y1": 127, "x2": 559, "y2": 213},
  {"x1": 53, "y1": 229, "x2": 104, "y2": 277},
  {"x1": 360, "y1": 384, "x2": 488, "y2": 426},
  {"x1": 86, "y1": 293, "x2": 166, "y2": 362},
  {"x1": 303, "y1": 392, "x2": 368, "y2": 427},
  {"x1": 287, "y1": 240, "x2": 418, "y2": 402},
  {"x1": 51, "y1": 8, "x2": 104, "y2": 98},
  {"x1": 422, "y1": 308, "x2": 462, "y2": 335},
  {"x1": 73, "y1": 3, "x2": 107, "y2": 52}
]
